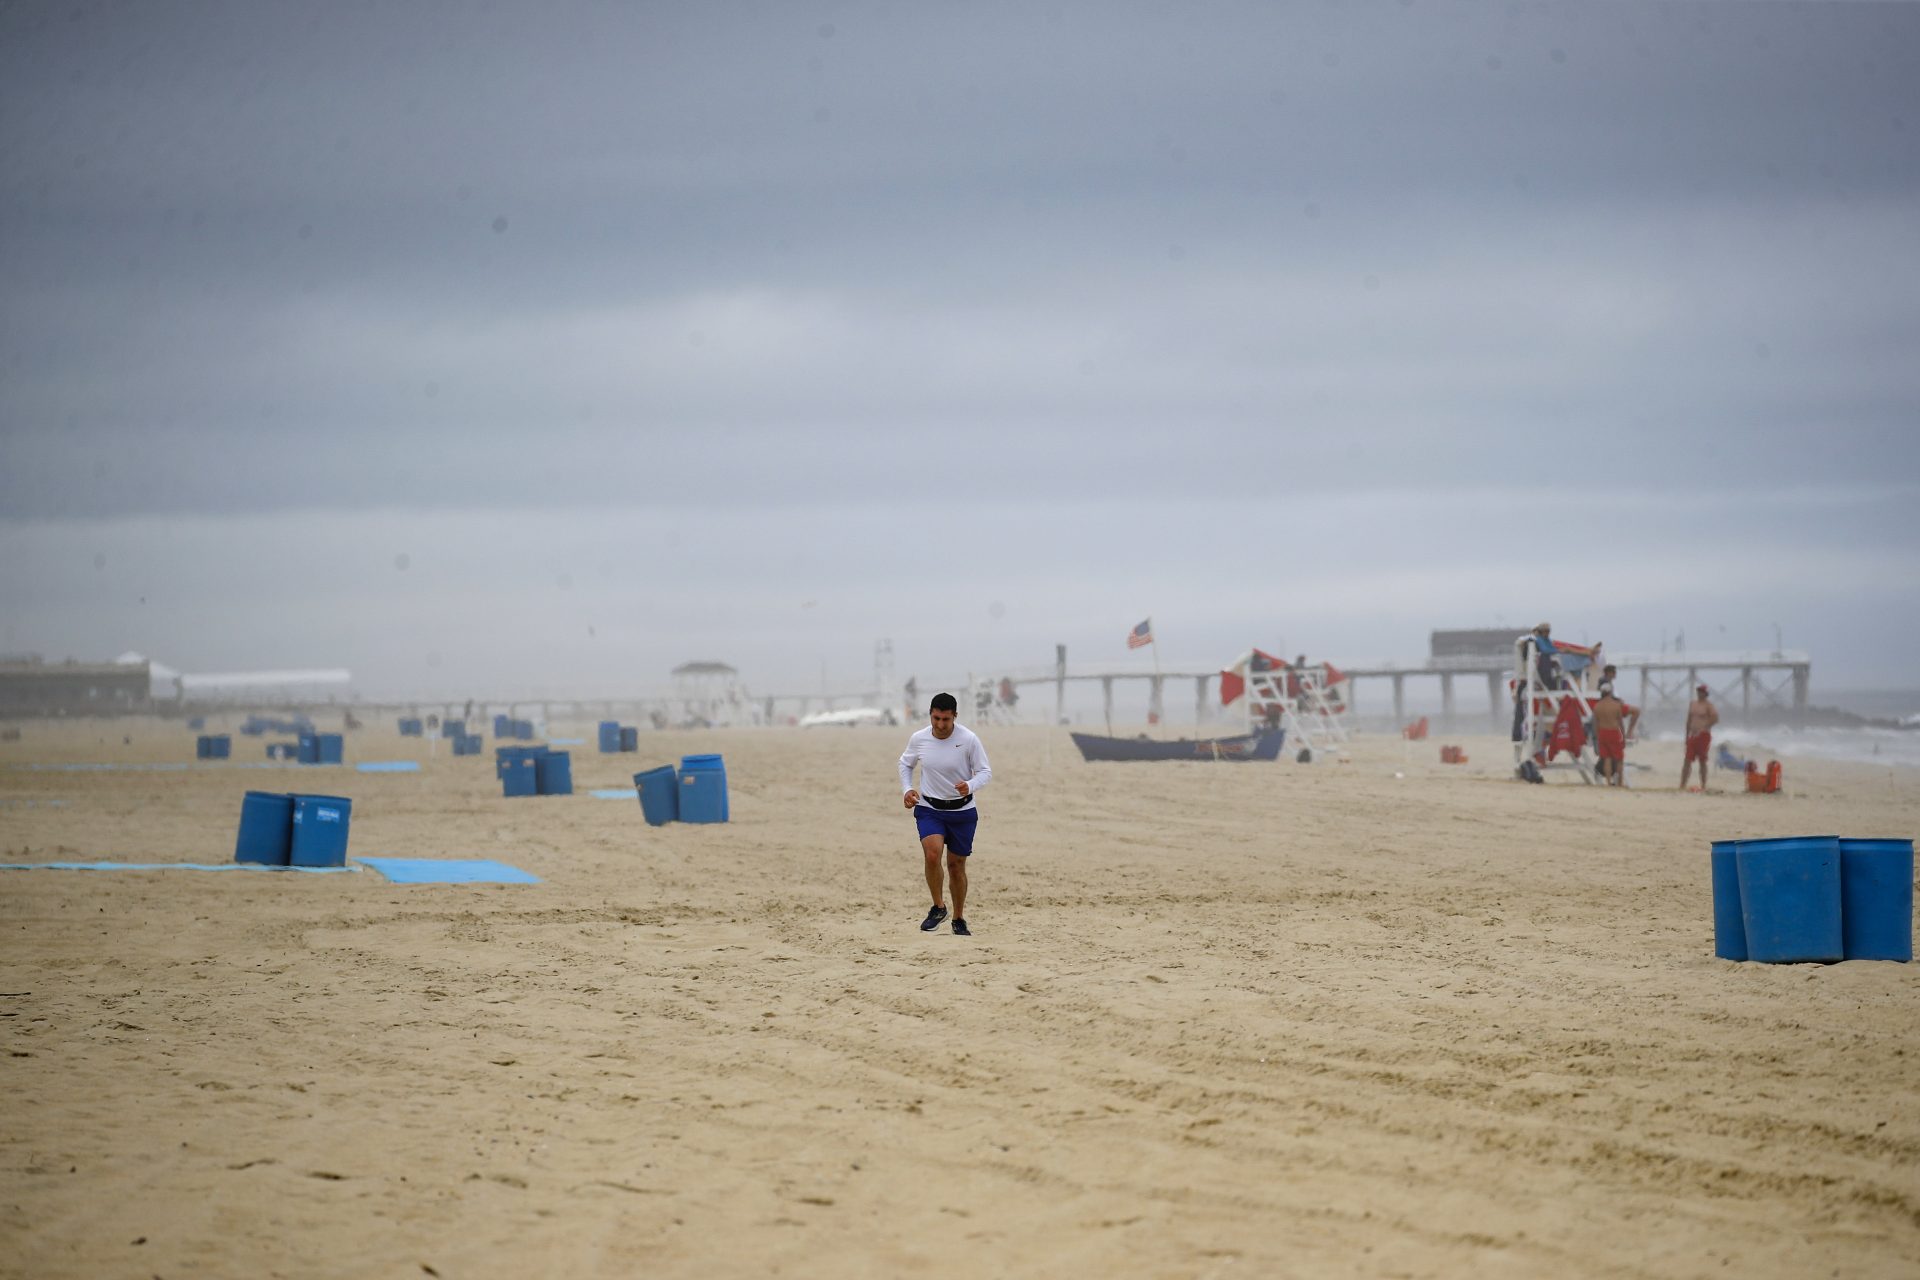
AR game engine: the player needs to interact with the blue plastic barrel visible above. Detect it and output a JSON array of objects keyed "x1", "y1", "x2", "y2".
[
  {"x1": 289, "y1": 794, "x2": 353, "y2": 867},
  {"x1": 620, "y1": 726, "x2": 639, "y2": 752},
  {"x1": 598, "y1": 721, "x2": 621, "y2": 753},
  {"x1": 1839, "y1": 838, "x2": 1914, "y2": 962},
  {"x1": 234, "y1": 791, "x2": 295, "y2": 865},
  {"x1": 677, "y1": 754, "x2": 729, "y2": 823},
  {"x1": 500, "y1": 755, "x2": 538, "y2": 797},
  {"x1": 635, "y1": 766, "x2": 679, "y2": 825},
  {"x1": 1710, "y1": 840, "x2": 1747, "y2": 961},
  {"x1": 536, "y1": 750, "x2": 573, "y2": 796},
  {"x1": 1736, "y1": 836, "x2": 1843, "y2": 963},
  {"x1": 316, "y1": 733, "x2": 344, "y2": 765}
]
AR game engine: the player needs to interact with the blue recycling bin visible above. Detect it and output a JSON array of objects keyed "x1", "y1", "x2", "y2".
[
  {"x1": 635, "y1": 765, "x2": 679, "y2": 825},
  {"x1": 196, "y1": 735, "x2": 212, "y2": 759},
  {"x1": 1710, "y1": 840, "x2": 1747, "y2": 961},
  {"x1": 398, "y1": 717, "x2": 422, "y2": 736},
  {"x1": 677, "y1": 754, "x2": 729, "y2": 823},
  {"x1": 315, "y1": 733, "x2": 344, "y2": 765},
  {"x1": 619, "y1": 726, "x2": 639, "y2": 752},
  {"x1": 1736, "y1": 836, "x2": 1843, "y2": 963},
  {"x1": 494, "y1": 714, "x2": 511, "y2": 738},
  {"x1": 1839, "y1": 838, "x2": 1914, "y2": 962},
  {"x1": 297, "y1": 732, "x2": 320, "y2": 765},
  {"x1": 289, "y1": 794, "x2": 353, "y2": 867},
  {"x1": 598, "y1": 721, "x2": 621, "y2": 753},
  {"x1": 535, "y1": 750, "x2": 573, "y2": 796},
  {"x1": 234, "y1": 790, "x2": 295, "y2": 866}
]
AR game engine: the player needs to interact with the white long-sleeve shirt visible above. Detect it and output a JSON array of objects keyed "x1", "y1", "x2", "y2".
[{"x1": 898, "y1": 724, "x2": 992, "y2": 810}]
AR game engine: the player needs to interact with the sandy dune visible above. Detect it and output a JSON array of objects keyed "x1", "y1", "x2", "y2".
[{"x1": 3, "y1": 720, "x2": 1917, "y2": 1278}]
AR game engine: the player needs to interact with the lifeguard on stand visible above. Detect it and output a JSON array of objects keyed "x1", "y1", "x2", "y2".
[
  {"x1": 1510, "y1": 622, "x2": 1609, "y2": 784},
  {"x1": 1220, "y1": 648, "x2": 1350, "y2": 762}
]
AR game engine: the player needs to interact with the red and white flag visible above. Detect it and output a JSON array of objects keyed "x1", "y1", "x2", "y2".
[{"x1": 1126, "y1": 618, "x2": 1154, "y2": 650}]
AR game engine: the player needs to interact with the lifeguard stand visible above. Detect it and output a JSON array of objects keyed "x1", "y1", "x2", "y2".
[
  {"x1": 969, "y1": 675, "x2": 1022, "y2": 726},
  {"x1": 1220, "y1": 648, "x2": 1351, "y2": 762},
  {"x1": 671, "y1": 660, "x2": 749, "y2": 728},
  {"x1": 1511, "y1": 632, "x2": 1604, "y2": 784}
]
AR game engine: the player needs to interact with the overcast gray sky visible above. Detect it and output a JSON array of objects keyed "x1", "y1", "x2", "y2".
[{"x1": 3, "y1": 0, "x2": 1917, "y2": 698}]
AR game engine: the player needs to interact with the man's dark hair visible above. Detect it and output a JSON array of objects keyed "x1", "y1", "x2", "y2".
[{"x1": 929, "y1": 692, "x2": 958, "y2": 713}]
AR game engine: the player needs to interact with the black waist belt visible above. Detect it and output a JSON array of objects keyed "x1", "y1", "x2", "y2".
[{"x1": 923, "y1": 794, "x2": 973, "y2": 811}]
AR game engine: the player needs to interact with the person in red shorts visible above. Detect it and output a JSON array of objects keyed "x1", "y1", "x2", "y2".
[
  {"x1": 1681, "y1": 684, "x2": 1719, "y2": 792},
  {"x1": 1590, "y1": 683, "x2": 1638, "y2": 787}
]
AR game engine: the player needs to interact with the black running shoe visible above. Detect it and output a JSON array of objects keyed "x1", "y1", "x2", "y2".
[
  {"x1": 951, "y1": 917, "x2": 971, "y2": 937},
  {"x1": 920, "y1": 905, "x2": 949, "y2": 932}
]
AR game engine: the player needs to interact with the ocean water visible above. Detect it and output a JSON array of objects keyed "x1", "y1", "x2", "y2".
[{"x1": 1663, "y1": 725, "x2": 1920, "y2": 770}]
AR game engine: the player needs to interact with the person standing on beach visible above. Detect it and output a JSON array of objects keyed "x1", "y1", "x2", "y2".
[
  {"x1": 1681, "y1": 684, "x2": 1720, "y2": 791},
  {"x1": 1590, "y1": 683, "x2": 1638, "y2": 787},
  {"x1": 899, "y1": 692, "x2": 993, "y2": 937}
]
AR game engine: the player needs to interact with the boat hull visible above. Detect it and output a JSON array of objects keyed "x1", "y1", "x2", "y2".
[{"x1": 1069, "y1": 729, "x2": 1285, "y2": 762}]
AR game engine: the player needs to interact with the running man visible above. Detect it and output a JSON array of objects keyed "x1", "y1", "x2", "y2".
[
  {"x1": 1590, "y1": 682, "x2": 1639, "y2": 787},
  {"x1": 1681, "y1": 684, "x2": 1719, "y2": 791},
  {"x1": 899, "y1": 692, "x2": 993, "y2": 936}
]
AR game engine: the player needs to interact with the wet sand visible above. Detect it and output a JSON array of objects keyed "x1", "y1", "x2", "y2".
[{"x1": 3, "y1": 719, "x2": 1917, "y2": 1278}]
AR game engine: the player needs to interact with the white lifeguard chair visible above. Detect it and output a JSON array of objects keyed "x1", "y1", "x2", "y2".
[
  {"x1": 1221, "y1": 649, "x2": 1351, "y2": 762},
  {"x1": 1511, "y1": 630, "x2": 1605, "y2": 784}
]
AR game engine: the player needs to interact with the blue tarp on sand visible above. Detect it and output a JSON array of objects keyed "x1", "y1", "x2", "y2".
[{"x1": 354, "y1": 858, "x2": 541, "y2": 885}]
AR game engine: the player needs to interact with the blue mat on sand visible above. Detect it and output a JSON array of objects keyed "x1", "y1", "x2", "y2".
[
  {"x1": 548, "y1": 737, "x2": 584, "y2": 745},
  {"x1": 0, "y1": 861, "x2": 357, "y2": 873},
  {"x1": 590, "y1": 788, "x2": 637, "y2": 800},
  {"x1": 354, "y1": 858, "x2": 541, "y2": 885},
  {"x1": 356, "y1": 760, "x2": 421, "y2": 773}
]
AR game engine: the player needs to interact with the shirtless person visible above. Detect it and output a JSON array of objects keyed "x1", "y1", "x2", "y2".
[
  {"x1": 1681, "y1": 684, "x2": 1719, "y2": 792},
  {"x1": 1590, "y1": 683, "x2": 1639, "y2": 787}
]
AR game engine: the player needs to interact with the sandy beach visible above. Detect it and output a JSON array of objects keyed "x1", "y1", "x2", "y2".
[{"x1": 2, "y1": 719, "x2": 1917, "y2": 1279}]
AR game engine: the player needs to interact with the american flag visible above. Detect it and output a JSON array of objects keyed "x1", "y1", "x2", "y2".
[{"x1": 1126, "y1": 618, "x2": 1154, "y2": 650}]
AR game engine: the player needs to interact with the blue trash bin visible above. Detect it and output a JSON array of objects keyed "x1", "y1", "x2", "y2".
[
  {"x1": 536, "y1": 750, "x2": 573, "y2": 796},
  {"x1": 316, "y1": 733, "x2": 344, "y2": 765},
  {"x1": 677, "y1": 754, "x2": 729, "y2": 823},
  {"x1": 289, "y1": 794, "x2": 353, "y2": 867},
  {"x1": 1839, "y1": 838, "x2": 1914, "y2": 962},
  {"x1": 635, "y1": 765, "x2": 679, "y2": 825},
  {"x1": 297, "y1": 732, "x2": 320, "y2": 765},
  {"x1": 598, "y1": 721, "x2": 621, "y2": 753},
  {"x1": 1736, "y1": 836, "x2": 1843, "y2": 963},
  {"x1": 235, "y1": 791, "x2": 295, "y2": 866},
  {"x1": 196, "y1": 735, "x2": 212, "y2": 759},
  {"x1": 208, "y1": 735, "x2": 230, "y2": 759},
  {"x1": 1711, "y1": 840, "x2": 1747, "y2": 961},
  {"x1": 619, "y1": 726, "x2": 639, "y2": 752},
  {"x1": 493, "y1": 714, "x2": 511, "y2": 738},
  {"x1": 498, "y1": 747, "x2": 540, "y2": 798}
]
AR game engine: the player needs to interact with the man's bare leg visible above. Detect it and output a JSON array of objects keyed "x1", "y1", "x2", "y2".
[
  {"x1": 946, "y1": 851, "x2": 968, "y2": 921},
  {"x1": 1681, "y1": 759, "x2": 1695, "y2": 790},
  {"x1": 922, "y1": 834, "x2": 946, "y2": 907}
]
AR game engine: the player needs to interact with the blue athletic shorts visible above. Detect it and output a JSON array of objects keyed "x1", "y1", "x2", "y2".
[{"x1": 914, "y1": 805, "x2": 978, "y2": 856}]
